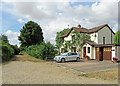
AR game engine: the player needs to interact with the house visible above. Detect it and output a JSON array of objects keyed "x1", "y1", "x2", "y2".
[{"x1": 59, "y1": 24, "x2": 120, "y2": 61}]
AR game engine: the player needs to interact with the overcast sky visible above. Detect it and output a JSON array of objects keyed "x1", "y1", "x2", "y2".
[{"x1": 0, "y1": 0, "x2": 119, "y2": 47}]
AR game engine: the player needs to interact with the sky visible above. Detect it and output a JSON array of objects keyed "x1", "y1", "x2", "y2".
[{"x1": 0, "y1": 0, "x2": 119, "y2": 47}]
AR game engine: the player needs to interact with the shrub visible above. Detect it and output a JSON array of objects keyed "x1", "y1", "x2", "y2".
[
  {"x1": 26, "y1": 42, "x2": 55, "y2": 60},
  {"x1": 2, "y1": 41, "x2": 15, "y2": 61},
  {"x1": 11, "y1": 45, "x2": 20, "y2": 55}
]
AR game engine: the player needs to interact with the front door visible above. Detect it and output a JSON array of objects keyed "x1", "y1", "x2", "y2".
[{"x1": 83, "y1": 47, "x2": 86, "y2": 58}]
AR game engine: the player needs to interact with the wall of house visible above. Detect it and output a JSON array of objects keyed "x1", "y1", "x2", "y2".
[
  {"x1": 112, "y1": 46, "x2": 116, "y2": 61},
  {"x1": 90, "y1": 32, "x2": 98, "y2": 43},
  {"x1": 64, "y1": 34, "x2": 71, "y2": 41},
  {"x1": 98, "y1": 26, "x2": 115, "y2": 44},
  {"x1": 93, "y1": 47, "x2": 96, "y2": 59},
  {"x1": 61, "y1": 30, "x2": 77, "y2": 53}
]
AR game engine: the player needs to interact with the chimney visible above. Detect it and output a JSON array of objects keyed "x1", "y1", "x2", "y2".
[{"x1": 77, "y1": 24, "x2": 81, "y2": 28}]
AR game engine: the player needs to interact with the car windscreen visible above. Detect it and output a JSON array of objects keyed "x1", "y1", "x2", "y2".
[{"x1": 61, "y1": 53, "x2": 67, "y2": 56}]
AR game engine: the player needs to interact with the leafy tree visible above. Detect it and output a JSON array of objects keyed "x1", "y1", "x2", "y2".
[
  {"x1": 11, "y1": 45, "x2": 20, "y2": 55},
  {"x1": 71, "y1": 30, "x2": 90, "y2": 52},
  {"x1": 2, "y1": 41, "x2": 15, "y2": 61},
  {"x1": 26, "y1": 42, "x2": 55, "y2": 60},
  {"x1": 0, "y1": 34, "x2": 15, "y2": 62},
  {"x1": 0, "y1": 34, "x2": 9, "y2": 43},
  {"x1": 55, "y1": 28, "x2": 70, "y2": 53},
  {"x1": 114, "y1": 30, "x2": 120, "y2": 44},
  {"x1": 18, "y1": 21, "x2": 44, "y2": 47}
]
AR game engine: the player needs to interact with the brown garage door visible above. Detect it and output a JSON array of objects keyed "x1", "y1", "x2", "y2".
[{"x1": 103, "y1": 47, "x2": 112, "y2": 60}]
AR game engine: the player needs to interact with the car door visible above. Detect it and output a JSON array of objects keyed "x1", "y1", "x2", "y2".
[
  {"x1": 71, "y1": 53, "x2": 77, "y2": 60},
  {"x1": 67, "y1": 52, "x2": 72, "y2": 61}
]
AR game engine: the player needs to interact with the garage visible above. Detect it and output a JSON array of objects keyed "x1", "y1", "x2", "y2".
[
  {"x1": 96, "y1": 46, "x2": 112, "y2": 61},
  {"x1": 103, "y1": 47, "x2": 112, "y2": 60}
]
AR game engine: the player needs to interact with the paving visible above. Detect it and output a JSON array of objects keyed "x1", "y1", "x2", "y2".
[{"x1": 56, "y1": 59, "x2": 118, "y2": 73}]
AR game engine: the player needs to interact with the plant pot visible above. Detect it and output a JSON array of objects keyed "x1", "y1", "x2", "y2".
[
  {"x1": 113, "y1": 60, "x2": 117, "y2": 63},
  {"x1": 85, "y1": 58, "x2": 89, "y2": 60}
]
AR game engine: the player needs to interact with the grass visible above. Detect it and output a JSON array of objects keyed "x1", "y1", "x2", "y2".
[
  {"x1": 14, "y1": 54, "x2": 44, "y2": 62},
  {"x1": 78, "y1": 69, "x2": 118, "y2": 81},
  {"x1": 2, "y1": 54, "x2": 44, "y2": 65}
]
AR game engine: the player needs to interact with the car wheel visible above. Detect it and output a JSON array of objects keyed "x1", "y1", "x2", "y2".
[
  {"x1": 76, "y1": 57, "x2": 80, "y2": 62},
  {"x1": 61, "y1": 58, "x2": 65, "y2": 63}
]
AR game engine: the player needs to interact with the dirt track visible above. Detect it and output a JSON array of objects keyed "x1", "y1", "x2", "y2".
[{"x1": 2, "y1": 61, "x2": 118, "y2": 84}]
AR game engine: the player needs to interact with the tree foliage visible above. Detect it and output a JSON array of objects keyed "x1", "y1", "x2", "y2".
[
  {"x1": 114, "y1": 30, "x2": 120, "y2": 44},
  {"x1": 55, "y1": 28, "x2": 70, "y2": 53},
  {"x1": 0, "y1": 34, "x2": 9, "y2": 43},
  {"x1": 0, "y1": 35, "x2": 20, "y2": 62},
  {"x1": 11, "y1": 45, "x2": 20, "y2": 55},
  {"x1": 26, "y1": 42, "x2": 55, "y2": 60},
  {"x1": 2, "y1": 41, "x2": 15, "y2": 61},
  {"x1": 57, "y1": 29, "x2": 90, "y2": 53},
  {"x1": 72, "y1": 30, "x2": 90, "y2": 50},
  {"x1": 0, "y1": 35, "x2": 14, "y2": 62},
  {"x1": 18, "y1": 21, "x2": 44, "y2": 47}
]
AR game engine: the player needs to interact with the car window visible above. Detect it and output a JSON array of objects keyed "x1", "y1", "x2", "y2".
[
  {"x1": 61, "y1": 53, "x2": 67, "y2": 56},
  {"x1": 71, "y1": 52, "x2": 77, "y2": 55},
  {"x1": 68, "y1": 53, "x2": 72, "y2": 56},
  {"x1": 74, "y1": 53, "x2": 77, "y2": 55}
]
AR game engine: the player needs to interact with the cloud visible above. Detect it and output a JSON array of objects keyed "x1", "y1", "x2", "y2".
[
  {"x1": 4, "y1": 30, "x2": 20, "y2": 46},
  {"x1": 2, "y1": 0, "x2": 119, "y2": 45},
  {"x1": 17, "y1": 18, "x2": 25, "y2": 23}
]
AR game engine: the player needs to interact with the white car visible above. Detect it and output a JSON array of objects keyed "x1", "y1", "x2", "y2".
[{"x1": 54, "y1": 52, "x2": 80, "y2": 63}]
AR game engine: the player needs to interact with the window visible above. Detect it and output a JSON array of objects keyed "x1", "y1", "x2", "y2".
[
  {"x1": 103, "y1": 37, "x2": 105, "y2": 44},
  {"x1": 72, "y1": 35, "x2": 75, "y2": 42},
  {"x1": 71, "y1": 53, "x2": 77, "y2": 55},
  {"x1": 68, "y1": 53, "x2": 72, "y2": 56},
  {"x1": 88, "y1": 47, "x2": 90, "y2": 53}
]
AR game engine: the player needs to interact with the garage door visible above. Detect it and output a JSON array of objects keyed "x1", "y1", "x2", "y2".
[{"x1": 103, "y1": 47, "x2": 112, "y2": 60}]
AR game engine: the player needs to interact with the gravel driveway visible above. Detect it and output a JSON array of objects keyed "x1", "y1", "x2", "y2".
[
  {"x1": 57, "y1": 59, "x2": 118, "y2": 73},
  {"x1": 2, "y1": 61, "x2": 118, "y2": 84}
]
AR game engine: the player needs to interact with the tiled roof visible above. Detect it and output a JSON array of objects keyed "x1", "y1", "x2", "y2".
[
  {"x1": 59, "y1": 24, "x2": 115, "y2": 38},
  {"x1": 84, "y1": 40, "x2": 120, "y2": 47},
  {"x1": 84, "y1": 40, "x2": 97, "y2": 46}
]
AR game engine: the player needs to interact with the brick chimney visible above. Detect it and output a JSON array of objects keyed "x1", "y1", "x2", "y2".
[{"x1": 77, "y1": 24, "x2": 81, "y2": 28}]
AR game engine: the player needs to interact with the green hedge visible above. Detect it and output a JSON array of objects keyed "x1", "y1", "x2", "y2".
[
  {"x1": 26, "y1": 42, "x2": 55, "y2": 60},
  {"x1": 2, "y1": 41, "x2": 15, "y2": 61}
]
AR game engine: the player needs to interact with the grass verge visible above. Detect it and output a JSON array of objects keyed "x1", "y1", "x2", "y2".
[
  {"x1": 78, "y1": 69, "x2": 118, "y2": 81},
  {"x1": 2, "y1": 54, "x2": 44, "y2": 65}
]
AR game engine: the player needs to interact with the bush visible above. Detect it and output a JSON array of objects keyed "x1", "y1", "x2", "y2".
[
  {"x1": 26, "y1": 42, "x2": 55, "y2": 60},
  {"x1": 11, "y1": 45, "x2": 20, "y2": 55},
  {"x1": 2, "y1": 41, "x2": 15, "y2": 61}
]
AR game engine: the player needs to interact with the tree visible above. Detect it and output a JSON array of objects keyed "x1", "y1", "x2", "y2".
[
  {"x1": 55, "y1": 28, "x2": 70, "y2": 53},
  {"x1": 11, "y1": 45, "x2": 20, "y2": 55},
  {"x1": 0, "y1": 35, "x2": 15, "y2": 62},
  {"x1": 114, "y1": 30, "x2": 120, "y2": 44},
  {"x1": 0, "y1": 34, "x2": 9, "y2": 43},
  {"x1": 71, "y1": 30, "x2": 90, "y2": 52},
  {"x1": 18, "y1": 21, "x2": 44, "y2": 47}
]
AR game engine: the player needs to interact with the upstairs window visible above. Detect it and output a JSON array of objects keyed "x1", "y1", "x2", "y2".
[{"x1": 103, "y1": 37, "x2": 105, "y2": 44}]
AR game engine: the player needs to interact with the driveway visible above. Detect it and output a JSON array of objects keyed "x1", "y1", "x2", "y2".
[
  {"x1": 2, "y1": 61, "x2": 117, "y2": 84},
  {"x1": 56, "y1": 59, "x2": 118, "y2": 73}
]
